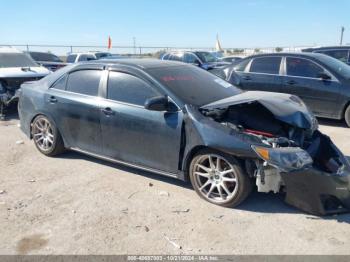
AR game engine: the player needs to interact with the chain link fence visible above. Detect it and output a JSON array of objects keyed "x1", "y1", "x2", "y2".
[{"x1": 1, "y1": 44, "x2": 313, "y2": 59}]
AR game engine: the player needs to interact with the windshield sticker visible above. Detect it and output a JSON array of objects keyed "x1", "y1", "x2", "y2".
[
  {"x1": 162, "y1": 76, "x2": 194, "y2": 82},
  {"x1": 214, "y1": 78, "x2": 232, "y2": 88}
]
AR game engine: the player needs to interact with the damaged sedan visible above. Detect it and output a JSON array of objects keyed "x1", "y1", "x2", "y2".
[
  {"x1": 18, "y1": 59, "x2": 350, "y2": 215},
  {"x1": 0, "y1": 47, "x2": 50, "y2": 119}
]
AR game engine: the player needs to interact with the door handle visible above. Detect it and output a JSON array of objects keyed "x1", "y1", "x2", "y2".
[
  {"x1": 48, "y1": 96, "x2": 58, "y2": 103},
  {"x1": 101, "y1": 107, "x2": 115, "y2": 116},
  {"x1": 243, "y1": 76, "x2": 252, "y2": 80},
  {"x1": 287, "y1": 80, "x2": 296, "y2": 85}
]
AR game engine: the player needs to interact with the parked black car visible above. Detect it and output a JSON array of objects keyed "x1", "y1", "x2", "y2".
[
  {"x1": 217, "y1": 52, "x2": 350, "y2": 127},
  {"x1": 302, "y1": 46, "x2": 350, "y2": 65},
  {"x1": 26, "y1": 51, "x2": 68, "y2": 71},
  {"x1": 18, "y1": 59, "x2": 350, "y2": 215},
  {"x1": 161, "y1": 51, "x2": 229, "y2": 70}
]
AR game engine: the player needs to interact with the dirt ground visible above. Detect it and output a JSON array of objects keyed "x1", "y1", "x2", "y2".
[{"x1": 0, "y1": 112, "x2": 350, "y2": 255}]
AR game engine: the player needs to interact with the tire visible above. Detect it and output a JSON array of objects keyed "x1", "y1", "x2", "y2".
[
  {"x1": 189, "y1": 149, "x2": 252, "y2": 208},
  {"x1": 31, "y1": 115, "x2": 65, "y2": 156},
  {"x1": 345, "y1": 105, "x2": 350, "y2": 127}
]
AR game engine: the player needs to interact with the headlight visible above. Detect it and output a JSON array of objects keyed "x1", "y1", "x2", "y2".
[{"x1": 252, "y1": 146, "x2": 313, "y2": 172}]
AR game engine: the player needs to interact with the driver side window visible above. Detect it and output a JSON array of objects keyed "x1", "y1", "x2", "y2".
[
  {"x1": 286, "y1": 57, "x2": 324, "y2": 78},
  {"x1": 107, "y1": 71, "x2": 159, "y2": 106}
]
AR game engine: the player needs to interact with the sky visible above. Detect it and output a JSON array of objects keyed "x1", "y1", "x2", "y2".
[{"x1": 1, "y1": 0, "x2": 350, "y2": 50}]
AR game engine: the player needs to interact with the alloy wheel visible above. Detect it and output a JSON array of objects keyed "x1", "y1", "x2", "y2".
[
  {"x1": 32, "y1": 117, "x2": 55, "y2": 152},
  {"x1": 192, "y1": 154, "x2": 239, "y2": 203}
]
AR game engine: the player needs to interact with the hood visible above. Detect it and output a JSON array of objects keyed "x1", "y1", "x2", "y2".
[
  {"x1": 0, "y1": 66, "x2": 51, "y2": 78},
  {"x1": 200, "y1": 91, "x2": 316, "y2": 129}
]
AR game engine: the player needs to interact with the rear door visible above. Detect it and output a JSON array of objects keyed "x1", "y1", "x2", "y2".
[
  {"x1": 236, "y1": 56, "x2": 283, "y2": 92},
  {"x1": 46, "y1": 66, "x2": 104, "y2": 153},
  {"x1": 282, "y1": 56, "x2": 341, "y2": 117},
  {"x1": 99, "y1": 69, "x2": 183, "y2": 174}
]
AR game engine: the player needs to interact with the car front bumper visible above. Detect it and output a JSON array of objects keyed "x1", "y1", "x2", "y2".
[{"x1": 281, "y1": 168, "x2": 350, "y2": 215}]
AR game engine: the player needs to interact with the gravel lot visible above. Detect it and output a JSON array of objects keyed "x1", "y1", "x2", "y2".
[{"x1": 0, "y1": 112, "x2": 350, "y2": 255}]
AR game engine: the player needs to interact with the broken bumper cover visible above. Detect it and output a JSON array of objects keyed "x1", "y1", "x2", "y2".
[{"x1": 281, "y1": 168, "x2": 350, "y2": 215}]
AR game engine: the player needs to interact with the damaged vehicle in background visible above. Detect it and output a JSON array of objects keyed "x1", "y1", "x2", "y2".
[
  {"x1": 18, "y1": 59, "x2": 350, "y2": 216},
  {"x1": 26, "y1": 51, "x2": 68, "y2": 72},
  {"x1": 0, "y1": 47, "x2": 50, "y2": 119}
]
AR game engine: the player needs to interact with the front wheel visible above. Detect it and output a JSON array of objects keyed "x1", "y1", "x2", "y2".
[
  {"x1": 32, "y1": 115, "x2": 65, "y2": 156},
  {"x1": 189, "y1": 150, "x2": 252, "y2": 207},
  {"x1": 345, "y1": 105, "x2": 350, "y2": 127}
]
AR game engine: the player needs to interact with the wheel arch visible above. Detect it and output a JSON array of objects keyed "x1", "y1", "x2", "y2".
[
  {"x1": 182, "y1": 145, "x2": 247, "y2": 181},
  {"x1": 341, "y1": 100, "x2": 350, "y2": 119},
  {"x1": 29, "y1": 112, "x2": 67, "y2": 146}
]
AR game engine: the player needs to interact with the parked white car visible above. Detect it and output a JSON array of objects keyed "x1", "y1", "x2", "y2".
[
  {"x1": 66, "y1": 53, "x2": 97, "y2": 63},
  {"x1": 0, "y1": 46, "x2": 50, "y2": 119}
]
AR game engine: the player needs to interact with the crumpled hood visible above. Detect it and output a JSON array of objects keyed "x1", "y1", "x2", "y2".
[
  {"x1": 201, "y1": 91, "x2": 317, "y2": 129},
  {"x1": 0, "y1": 67, "x2": 50, "y2": 78}
]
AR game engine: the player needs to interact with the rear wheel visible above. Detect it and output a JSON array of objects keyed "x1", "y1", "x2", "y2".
[
  {"x1": 345, "y1": 105, "x2": 350, "y2": 127},
  {"x1": 189, "y1": 149, "x2": 252, "y2": 207},
  {"x1": 32, "y1": 115, "x2": 65, "y2": 156}
]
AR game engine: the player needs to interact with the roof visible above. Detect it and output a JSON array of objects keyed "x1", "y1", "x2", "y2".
[
  {"x1": 0, "y1": 46, "x2": 22, "y2": 54},
  {"x1": 302, "y1": 46, "x2": 350, "y2": 51},
  {"x1": 92, "y1": 58, "x2": 186, "y2": 69},
  {"x1": 68, "y1": 52, "x2": 96, "y2": 55},
  {"x1": 244, "y1": 52, "x2": 329, "y2": 60}
]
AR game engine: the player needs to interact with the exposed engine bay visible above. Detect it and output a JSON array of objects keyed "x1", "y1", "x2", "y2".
[
  {"x1": 200, "y1": 96, "x2": 350, "y2": 215},
  {"x1": 0, "y1": 77, "x2": 43, "y2": 119}
]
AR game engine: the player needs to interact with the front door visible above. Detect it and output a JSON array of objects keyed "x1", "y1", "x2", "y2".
[
  {"x1": 100, "y1": 70, "x2": 183, "y2": 174},
  {"x1": 282, "y1": 57, "x2": 341, "y2": 117}
]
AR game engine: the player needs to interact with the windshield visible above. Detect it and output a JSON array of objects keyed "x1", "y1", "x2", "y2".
[
  {"x1": 29, "y1": 52, "x2": 62, "y2": 62},
  {"x1": 147, "y1": 65, "x2": 242, "y2": 106},
  {"x1": 195, "y1": 52, "x2": 218, "y2": 63},
  {"x1": 0, "y1": 53, "x2": 38, "y2": 68},
  {"x1": 95, "y1": 53, "x2": 111, "y2": 59},
  {"x1": 316, "y1": 54, "x2": 350, "y2": 79}
]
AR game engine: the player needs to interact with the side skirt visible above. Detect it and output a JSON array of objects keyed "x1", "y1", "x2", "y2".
[{"x1": 70, "y1": 147, "x2": 180, "y2": 179}]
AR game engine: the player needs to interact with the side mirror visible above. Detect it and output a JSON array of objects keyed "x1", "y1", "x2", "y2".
[
  {"x1": 144, "y1": 96, "x2": 169, "y2": 111},
  {"x1": 318, "y1": 72, "x2": 331, "y2": 80}
]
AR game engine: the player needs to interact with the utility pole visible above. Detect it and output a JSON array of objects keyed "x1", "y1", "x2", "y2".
[
  {"x1": 340, "y1": 26, "x2": 345, "y2": 45},
  {"x1": 133, "y1": 37, "x2": 136, "y2": 55}
]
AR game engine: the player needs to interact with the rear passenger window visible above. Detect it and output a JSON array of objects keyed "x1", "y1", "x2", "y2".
[
  {"x1": 51, "y1": 74, "x2": 67, "y2": 90},
  {"x1": 66, "y1": 70, "x2": 101, "y2": 96},
  {"x1": 286, "y1": 57, "x2": 324, "y2": 78},
  {"x1": 249, "y1": 57, "x2": 281, "y2": 74},
  {"x1": 107, "y1": 72, "x2": 159, "y2": 106}
]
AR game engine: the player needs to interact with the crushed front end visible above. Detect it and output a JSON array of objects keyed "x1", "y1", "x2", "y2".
[
  {"x1": 251, "y1": 130, "x2": 350, "y2": 215},
  {"x1": 200, "y1": 91, "x2": 350, "y2": 215},
  {"x1": 0, "y1": 76, "x2": 43, "y2": 119}
]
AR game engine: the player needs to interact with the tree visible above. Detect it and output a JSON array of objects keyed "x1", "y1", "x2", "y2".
[
  {"x1": 275, "y1": 47, "x2": 283, "y2": 52},
  {"x1": 233, "y1": 48, "x2": 244, "y2": 54}
]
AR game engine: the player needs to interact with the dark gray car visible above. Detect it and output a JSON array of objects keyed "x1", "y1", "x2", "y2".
[
  {"x1": 216, "y1": 53, "x2": 350, "y2": 127},
  {"x1": 18, "y1": 59, "x2": 350, "y2": 215}
]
